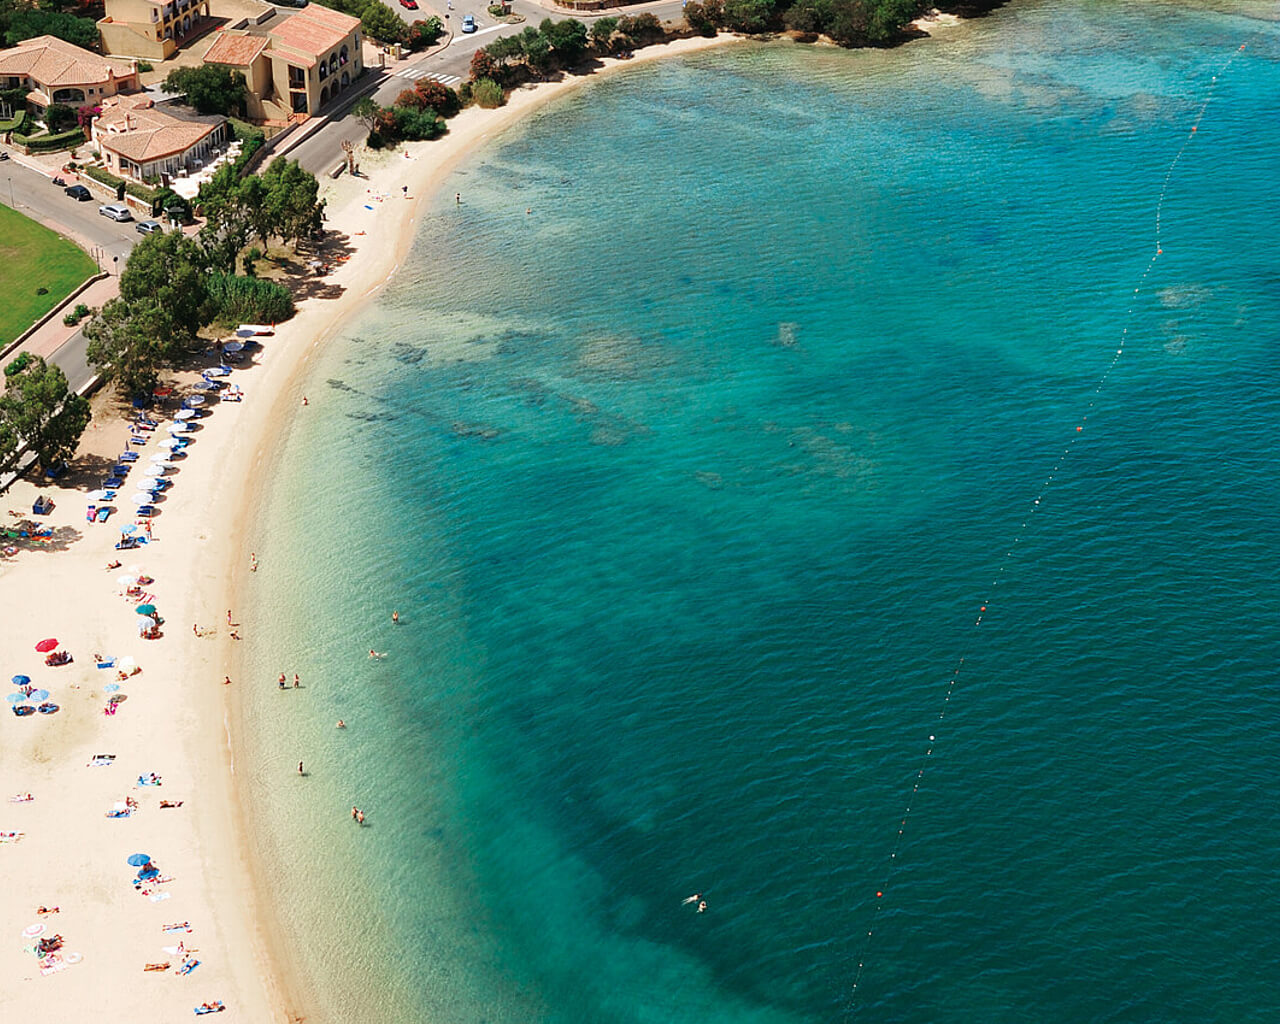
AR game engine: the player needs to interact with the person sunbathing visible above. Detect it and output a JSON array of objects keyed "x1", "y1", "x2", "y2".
[
  {"x1": 160, "y1": 800, "x2": 183, "y2": 808},
  {"x1": 36, "y1": 905, "x2": 59, "y2": 915}
]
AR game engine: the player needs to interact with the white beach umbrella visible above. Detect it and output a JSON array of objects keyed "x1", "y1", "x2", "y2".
[
  {"x1": 158, "y1": 438, "x2": 185, "y2": 449},
  {"x1": 142, "y1": 465, "x2": 167, "y2": 477},
  {"x1": 183, "y1": 395, "x2": 206, "y2": 407},
  {"x1": 149, "y1": 454, "x2": 174, "y2": 464},
  {"x1": 168, "y1": 423, "x2": 192, "y2": 435},
  {"x1": 129, "y1": 493, "x2": 152, "y2": 505},
  {"x1": 86, "y1": 489, "x2": 112, "y2": 502},
  {"x1": 116, "y1": 574, "x2": 137, "y2": 587},
  {"x1": 175, "y1": 408, "x2": 197, "y2": 420}
]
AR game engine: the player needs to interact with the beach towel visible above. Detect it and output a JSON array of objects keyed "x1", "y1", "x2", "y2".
[
  {"x1": 39, "y1": 956, "x2": 67, "y2": 975},
  {"x1": 194, "y1": 1002, "x2": 225, "y2": 1014},
  {"x1": 1, "y1": 830, "x2": 25, "y2": 842},
  {"x1": 97, "y1": 658, "x2": 116, "y2": 669},
  {"x1": 88, "y1": 754, "x2": 116, "y2": 766},
  {"x1": 148, "y1": 892, "x2": 172, "y2": 903},
  {"x1": 163, "y1": 922, "x2": 192, "y2": 933},
  {"x1": 175, "y1": 958, "x2": 200, "y2": 976}
]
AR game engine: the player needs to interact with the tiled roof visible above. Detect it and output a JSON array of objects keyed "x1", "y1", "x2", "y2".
[
  {"x1": 203, "y1": 32, "x2": 268, "y2": 67},
  {"x1": 0, "y1": 35, "x2": 137, "y2": 89},
  {"x1": 269, "y1": 5, "x2": 359, "y2": 59},
  {"x1": 96, "y1": 96, "x2": 224, "y2": 163}
]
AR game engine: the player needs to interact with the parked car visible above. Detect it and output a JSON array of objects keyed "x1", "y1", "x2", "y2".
[
  {"x1": 65, "y1": 184, "x2": 92, "y2": 201},
  {"x1": 99, "y1": 203, "x2": 133, "y2": 222},
  {"x1": 462, "y1": 12, "x2": 475, "y2": 31},
  {"x1": 135, "y1": 219, "x2": 163, "y2": 235},
  {"x1": 400, "y1": 0, "x2": 418, "y2": 8}
]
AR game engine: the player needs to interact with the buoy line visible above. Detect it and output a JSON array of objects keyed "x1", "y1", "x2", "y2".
[{"x1": 841, "y1": 39, "x2": 1253, "y2": 1019}]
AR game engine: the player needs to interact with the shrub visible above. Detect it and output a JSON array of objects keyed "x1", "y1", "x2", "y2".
[
  {"x1": 45, "y1": 103, "x2": 77, "y2": 132},
  {"x1": 205, "y1": 272, "x2": 295, "y2": 325},
  {"x1": 472, "y1": 78, "x2": 504, "y2": 109},
  {"x1": 137, "y1": 61, "x2": 154, "y2": 72},
  {"x1": 407, "y1": 16, "x2": 443, "y2": 49},
  {"x1": 413, "y1": 78, "x2": 460, "y2": 117},
  {"x1": 14, "y1": 127, "x2": 84, "y2": 152},
  {"x1": 62, "y1": 303, "x2": 91, "y2": 326},
  {"x1": 83, "y1": 164, "x2": 125, "y2": 190},
  {"x1": 4, "y1": 352, "x2": 32, "y2": 377}
]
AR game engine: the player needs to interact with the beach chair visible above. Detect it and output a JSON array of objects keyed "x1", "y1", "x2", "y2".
[
  {"x1": 97, "y1": 507, "x2": 112, "y2": 522},
  {"x1": 129, "y1": 434, "x2": 147, "y2": 446},
  {"x1": 104, "y1": 476, "x2": 124, "y2": 489},
  {"x1": 32, "y1": 495, "x2": 53, "y2": 515},
  {"x1": 118, "y1": 451, "x2": 138, "y2": 463},
  {"x1": 111, "y1": 464, "x2": 129, "y2": 476},
  {"x1": 136, "y1": 505, "x2": 157, "y2": 518}
]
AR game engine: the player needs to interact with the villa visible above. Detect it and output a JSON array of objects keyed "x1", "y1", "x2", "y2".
[
  {"x1": 98, "y1": 0, "x2": 214, "y2": 62},
  {"x1": 0, "y1": 35, "x2": 140, "y2": 116},
  {"x1": 91, "y1": 93, "x2": 228, "y2": 183},
  {"x1": 202, "y1": 5, "x2": 362, "y2": 122}
]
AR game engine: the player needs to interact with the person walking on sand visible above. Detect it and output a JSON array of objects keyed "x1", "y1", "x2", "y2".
[
  {"x1": 293, "y1": 673, "x2": 300, "y2": 689},
  {"x1": 224, "y1": 676, "x2": 231, "y2": 686},
  {"x1": 455, "y1": 193, "x2": 461, "y2": 205},
  {"x1": 227, "y1": 609, "x2": 233, "y2": 626},
  {"x1": 250, "y1": 553, "x2": 258, "y2": 572},
  {"x1": 298, "y1": 761, "x2": 304, "y2": 775},
  {"x1": 278, "y1": 673, "x2": 286, "y2": 689}
]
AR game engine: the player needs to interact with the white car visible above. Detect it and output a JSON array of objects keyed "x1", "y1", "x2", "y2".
[{"x1": 99, "y1": 203, "x2": 133, "y2": 222}]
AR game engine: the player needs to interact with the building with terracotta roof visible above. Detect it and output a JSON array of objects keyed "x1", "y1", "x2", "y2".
[
  {"x1": 203, "y1": 5, "x2": 362, "y2": 122},
  {"x1": 91, "y1": 93, "x2": 228, "y2": 182},
  {"x1": 98, "y1": 0, "x2": 214, "y2": 62},
  {"x1": 0, "y1": 35, "x2": 140, "y2": 116}
]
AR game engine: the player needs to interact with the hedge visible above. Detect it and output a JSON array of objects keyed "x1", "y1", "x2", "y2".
[
  {"x1": 14, "y1": 127, "x2": 84, "y2": 152},
  {"x1": 125, "y1": 181, "x2": 161, "y2": 204},
  {"x1": 82, "y1": 164, "x2": 125, "y2": 190}
]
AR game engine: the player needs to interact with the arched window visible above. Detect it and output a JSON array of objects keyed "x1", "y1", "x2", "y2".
[{"x1": 339, "y1": 45, "x2": 349, "y2": 66}]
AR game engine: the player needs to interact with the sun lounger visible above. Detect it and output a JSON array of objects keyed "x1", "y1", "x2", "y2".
[
  {"x1": 118, "y1": 451, "x2": 138, "y2": 462},
  {"x1": 130, "y1": 434, "x2": 147, "y2": 445},
  {"x1": 136, "y1": 506, "x2": 157, "y2": 518},
  {"x1": 97, "y1": 658, "x2": 116, "y2": 669},
  {"x1": 104, "y1": 476, "x2": 124, "y2": 489},
  {"x1": 111, "y1": 464, "x2": 129, "y2": 476},
  {"x1": 96, "y1": 507, "x2": 112, "y2": 523}
]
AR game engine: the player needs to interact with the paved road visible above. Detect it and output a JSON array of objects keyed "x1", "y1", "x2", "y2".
[
  {"x1": 1, "y1": 158, "x2": 138, "y2": 271},
  {"x1": 289, "y1": 0, "x2": 688, "y2": 174}
]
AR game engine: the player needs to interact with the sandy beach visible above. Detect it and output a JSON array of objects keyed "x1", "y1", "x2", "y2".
[{"x1": 0, "y1": 32, "x2": 741, "y2": 1022}]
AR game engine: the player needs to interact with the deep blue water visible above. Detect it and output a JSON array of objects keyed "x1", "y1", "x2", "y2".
[{"x1": 242, "y1": 3, "x2": 1280, "y2": 1021}]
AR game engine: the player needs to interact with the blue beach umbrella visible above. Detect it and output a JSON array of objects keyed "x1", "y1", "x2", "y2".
[
  {"x1": 126, "y1": 853, "x2": 152, "y2": 867},
  {"x1": 137, "y1": 866, "x2": 159, "y2": 880},
  {"x1": 104, "y1": 683, "x2": 120, "y2": 693},
  {"x1": 136, "y1": 604, "x2": 157, "y2": 616},
  {"x1": 120, "y1": 524, "x2": 137, "y2": 535},
  {"x1": 12, "y1": 674, "x2": 30, "y2": 686},
  {"x1": 28, "y1": 689, "x2": 48, "y2": 702},
  {"x1": 6, "y1": 692, "x2": 27, "y2": 704}
]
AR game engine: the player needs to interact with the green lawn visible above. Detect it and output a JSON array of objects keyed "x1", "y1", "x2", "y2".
[{"x1": 0, "y1": 203, "x2": 96, "y2": 351}]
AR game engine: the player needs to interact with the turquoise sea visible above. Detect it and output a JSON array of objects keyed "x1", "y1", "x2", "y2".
[{"x1": 239, "y1": 3, "x2": 1280, "y2": 1021}]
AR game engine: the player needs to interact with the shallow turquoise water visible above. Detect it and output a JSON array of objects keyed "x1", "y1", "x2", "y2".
[{"x1": 242, "y1": 3, "x2": 1280, "y2": 1021}]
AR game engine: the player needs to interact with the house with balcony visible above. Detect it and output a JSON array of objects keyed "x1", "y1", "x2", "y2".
[
  {"x1": 98, "y1": 0, "x2": 213, "y2": 61},
  {"x1": 91, "y1": 93, "x2": 228, "y2": 183},
  {"x1": 0, "y1": 35, "x2": 140, "y2": 116},
  {"x1": 202, "y1": 5, "x2": 361, "y2": 123}
]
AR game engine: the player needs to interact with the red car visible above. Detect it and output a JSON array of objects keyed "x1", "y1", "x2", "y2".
[{"x1": 399, "y1": 0, "x2": 418, "y2": 7}]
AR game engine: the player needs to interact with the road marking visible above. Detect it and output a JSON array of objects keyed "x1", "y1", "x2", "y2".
[{"x1": 390, "y1": 69, "x2": 461, "y2": 85}]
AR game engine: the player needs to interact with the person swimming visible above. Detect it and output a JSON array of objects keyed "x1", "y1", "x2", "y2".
[{"x1": 681, "y1": 893, "x2": 702, "y2": 905}]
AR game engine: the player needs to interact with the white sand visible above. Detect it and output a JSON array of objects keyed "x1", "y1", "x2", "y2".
[{"x1": 0, "y1": 32, "x2": 742, "y2": 1022}]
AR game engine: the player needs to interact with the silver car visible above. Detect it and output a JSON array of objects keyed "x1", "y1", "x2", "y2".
[
  {"x1": 99, "y1": 203, "x2": 133, "y2": 222},
  {"x1": 135, "y1": 219, "x2": 163, "y2": 235}
]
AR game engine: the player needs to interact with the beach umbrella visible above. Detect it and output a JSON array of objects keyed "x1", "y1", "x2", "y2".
[
  {"x1": 183, "y1": 395, "x2": 207, "y2": 407},
  {"x1": 6, "y1": 692, "x2": 27, "y2": 704},
  {"x1": 120, "y1": 525, "x2": 137, "y2": 537},
  {"x1": 204, "y1": 366, "x2": 230, "y2": 377},
  {"x1": 22, "y1": 923, "x2": 44, "y2": 938},
  {"x1": 158, "y1": 437, "x2": 185, "y2": 449},
  {"x1": 34, "y1": 639, "x2": 58, "y2": 653},
  {"x1": 168, "y1": 423, "x2": 191, "y2": 435},
  {"x1": 136, "y1": 604, "x2": 157, "y2": 616},
  {"x1": 28, "y1": 689, "x2": 48, "y2": 702},
  {"x1": 126, "y1": 853, "x2": 152, "y2": 867},
  {"x1": 193, "y1": 380, "x2": 218, "y2": 391},
  {"x1": 129, "y1": 493, "x2": 152, "y2": 506},
  {"x1": 12, "y1": 674, "x2": 30, "y2": 686},
  {"x1": 174, "y1": 408, "x2": 197, "y2": 420},
  {"x1": 149, "y1": 453, "x2": 174, "y2": 463},
  {"x1": 143, "y1": 465, "x2": 167, "y2": 476},
  {"x1": 118, "y1": 657, "x2": 136, "y2": 675},
  {"x1": 86, "y1": 489, "x2": 112, "y2": 501},
  {"x1": 137, "y1": 617, "x2": 156, "y2": 634},
  {"x1": 220, "y1": 341, "x2": 244, "y2": 354}
]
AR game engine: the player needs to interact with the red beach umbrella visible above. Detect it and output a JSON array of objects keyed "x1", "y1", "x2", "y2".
[{"x1": 34, "y1": 638, "x2": 59, "y2": 653}]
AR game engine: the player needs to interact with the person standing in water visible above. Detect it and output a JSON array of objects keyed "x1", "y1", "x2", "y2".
[{"x1": 392, "y1": 610, "x2": 399, "y2": 624}]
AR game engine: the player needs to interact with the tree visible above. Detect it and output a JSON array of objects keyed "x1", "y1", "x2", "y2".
[
  {"x1": 353, "y1": 96, "x2": 379, "y2": 135},
  {"x1": 407, "y1": 16, "x2": 443, "y2": 49},
  {"x1": 523, "y1": 32, "x2": 553, "y2": 76},
  {"x1": 3, "y1": 9, "x2": 99, "y2": 49},
  {"x1": 683, "y1": 2, "x2": 717, "y2": 35},
  {"x1": 616, "y1": 13, "x2": 664, "y2": 44},
  {"x1": 469, "y1": 49, "x2": 499, "y2": 83},
  {"x1": 162, "y1": 65, "x2": 247, "y2": 115},
  {"x1": 542, "y1": 18, "x2": 588, "y2": 65},
  {"x1": 361, "y1": 3, "x2": 408, "y2": 43},
  {"x1": 261, "y1": 158, "x2": 323, "y2": 250},
  {"x1": 84, "y1": 298, "x2": 174, "y2": 397},
  {"x1": 784, "y1": 0, "x2": 832, "y2": 33},
  {"x1": 413, "y1": 78, "x2": 459, "y2": 117},
  {"x1": 118, "y1": 231, "x2": 212, "y2": 347},
  {"x1": 589, "y1": 16, "x2": 618, "y2": 52},
  {"x1": 391, "y1": 105, "x2": 444, "y2": 140},
  {"x1": 722, "y1": 0, "x2": 776, "y2": 33},
  {"x1": 196, "y1": 164, "x2": 253, "y2": 272},
  {"x1": 0, "y1": 356, "x2": 90, "y2": 469},
  {"x1": 45, "y1": 103, "x2": 76, "y2": 132}
]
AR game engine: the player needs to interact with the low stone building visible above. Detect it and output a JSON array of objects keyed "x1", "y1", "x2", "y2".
[
  {"x1": 0, "y1": 35, "x2": 140, "y2": 116},
  {"x1": 91, "y1": 93, "x2": 228, "y2": 183},
  {"x1": 98, "y1": 0, "x2": 214, "y2": 62},
  {"x1": 203, "y1": 5, "x2": 362, "y2": 122}
]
